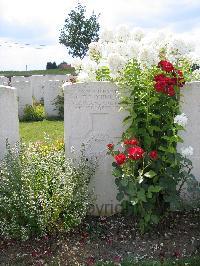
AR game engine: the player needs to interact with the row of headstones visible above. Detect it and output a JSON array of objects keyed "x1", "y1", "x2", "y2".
[
  {"x1": 0, "y1": 75, "x2": 71, "y2": 118},
  {"x1": 0, "y1": 81, "x2": 199, "y2": 215}
]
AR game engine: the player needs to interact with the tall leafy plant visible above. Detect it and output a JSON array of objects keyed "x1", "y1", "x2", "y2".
[{"x1": 107, "y1": 59, "x2": 195, "y2": 232}]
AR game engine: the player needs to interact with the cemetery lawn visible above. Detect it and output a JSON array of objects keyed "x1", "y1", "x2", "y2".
[{"x1": 19, "y1": 120, "x2": 64, "y2": 143}]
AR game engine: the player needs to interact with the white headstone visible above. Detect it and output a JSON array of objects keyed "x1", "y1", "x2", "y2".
[
  {"x1": 0, "y1": 86, "x2": 19, "y2": 161},
  {"x1": 46, "y1": 74, "x2": 71, "y2": 82},
  {"x1": 0, "y1": 76, "x2": 9, "y2": 86},
  {"x1": 30, "y1": 75, "x2": 46, "y2": 103},
  {"x1": 11, "y1": 76, "x2": 33, "y2": 118},
  {"x1": 178, "y1": 82, "x2": 200, "y2": 182},
  {"x1": 44, "y1": 80, "x2": 63, "y2": 118},
  {"x1": 64, "y1": 81, "x2": 125, "y2": 216}
]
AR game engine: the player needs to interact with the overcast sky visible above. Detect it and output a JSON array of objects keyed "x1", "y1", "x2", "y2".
[{"x1": 0, "y1": 0, "x2": 200, "y2": 71}]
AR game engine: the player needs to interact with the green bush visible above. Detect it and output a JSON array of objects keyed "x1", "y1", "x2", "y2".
[
  {"x1": 54, "y1": 93, "x2": 64, "y2": 120},
  {"x1": 0, "y1": 141, "x2": 95, "y2": 240},
  {"x1": 22, "y1": 104, "x2": 45, "y2": 121}
]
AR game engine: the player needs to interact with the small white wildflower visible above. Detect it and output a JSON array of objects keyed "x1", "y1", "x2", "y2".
[
  {"x1": 174, "y1": 113, "x2": 188, "y2": 127},
  {"x1": 181, "y1": 146, "x2": 194, "y2": 157}
]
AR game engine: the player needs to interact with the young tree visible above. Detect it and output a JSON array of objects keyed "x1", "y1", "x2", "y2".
[{"x1": 59, "y1": 3, "x2": 100, "y2": 59}]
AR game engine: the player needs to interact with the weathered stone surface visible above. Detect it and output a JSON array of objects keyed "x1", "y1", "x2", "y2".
[
  {"x1": 0, "y1": 86, "x2": 19, "y2": 161},
  {"x1": 11, "y1": 76, "x2": 32, "y2": 118},
  {"x1": 64, "y1": 81, "x2": 125, "y2": 216},
  {"x1": 178, "y1": 82, "x2": 200, "y2": 182},
  {"x1": 44, "y1": 80, "x2": 63, "y2": 118},
  {"x1": 0, "y1": 76, "x2": 9, "y2": 86}
]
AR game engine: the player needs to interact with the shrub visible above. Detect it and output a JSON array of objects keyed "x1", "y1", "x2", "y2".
[
  {"x1": 0, "y1": 140, "x2": 95, "y2": 240},
  {"x1": 54, "y1": 93, "x2": 64, "y2": 120},
  {"x1": 22, "y1": 103, "x2": 45, "y2": 121}
]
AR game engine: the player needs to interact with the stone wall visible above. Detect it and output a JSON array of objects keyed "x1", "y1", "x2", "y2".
[{"x1": 0, "y1": 85, "x2": 19, "y2": 161}]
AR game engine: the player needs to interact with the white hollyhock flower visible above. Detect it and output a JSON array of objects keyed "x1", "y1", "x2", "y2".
[
  {"x1": 100, "y1": 29, "x2": 114, "y2": 43},
  {"x1": 78, "y1": 71, "x2": 90, "y2": 82},
  {"x1": 88, "y1": 42, "x2": 102, "y2": 61},
  {"x1": 108, "y1": 53, "x2": 126, "y2": 73},
  {"x1": 116, "y1": 24, "x2": 131, "y2": 42},
  {"x1": 71, "y1": 58, "x2": 82, "y2": 72},
  {"x1": 131, "y1": 27, "x2": 145, "y2": 42},
  {"x1": 138, "y1": 45, "x2": 159, "y2": 68},
  {"x1": 181, "y1": 146, "x2": 194, "y2": 157},
  {"x1": 174, "y1": 113, "x2": 188, "y2": 127}
]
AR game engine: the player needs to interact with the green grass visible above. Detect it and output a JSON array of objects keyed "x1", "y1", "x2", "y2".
[
  {"x1": 96, "y1": 256, "x2": 200, "y2": 266},
  {"x1": 19, "y1": 120, "x2": 64, "y2": 143},
  {"x1": 0, "y1": 68, "x2": 75, "y2": 77}
]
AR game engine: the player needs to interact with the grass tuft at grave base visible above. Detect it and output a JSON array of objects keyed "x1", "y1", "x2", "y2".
[
  {"x1": 19, "y1": 120, "x2": 64, "y2": 143},
  {"x1": 0, "y1": 68, "x2": 75, "y2": 77}
]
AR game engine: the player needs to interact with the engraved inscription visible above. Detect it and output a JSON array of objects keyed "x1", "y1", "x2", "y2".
[{"x1": 69, "y1": 88, "x2": 120, "y2": 111}]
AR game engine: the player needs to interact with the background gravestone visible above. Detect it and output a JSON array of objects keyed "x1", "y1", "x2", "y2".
[
  {"x1": 11, "y1": 76, "x2": 33, "y2": 118},
  {"x1": 44, "y1": 80, "x2": 63, "y2": 118},
  {"x1": 64, "y1": 81, "x2": 125, "y2": 216},
  {"x1": 30, "y1": 75, "x2": 46, "y2": 103},
  {"x1": 0, "y1": 85, "x2": 19, "y2": 161},
  {"x1": 178, "y1": 81, "x2": 200, "y2": 183},
  {"x1": 0, "y1": 76, "x2": 9, "y2": 86}
]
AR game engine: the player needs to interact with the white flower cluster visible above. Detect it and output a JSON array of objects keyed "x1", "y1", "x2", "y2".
[
  {"x1": 181, "y1": 146, "x2": 194, "y2": 157},
  {"x1": 174, "y1": 113, "x2": 188, "y2": 127},
  {"x1": 71, "y1": 25, "x2": 199, "y2": 82},
  {"x1": 191, "y1": 69, "x2": 200, "y2": 81}
]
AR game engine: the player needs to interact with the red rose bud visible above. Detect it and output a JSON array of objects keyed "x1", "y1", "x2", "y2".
[
  {"x1": 166, "y1": 85, "x2": 175, "y2": 96},
  {"x1": 114, "y1": 153, "x2": 126, "y2": 165},
  {"x1": 124, "y1": 138, "x2": 139, "y2": 146},
  {"x1": 127, "y1": 146, "x2": 144, "y2": 160},
  {"x1": 107, "y1": 143, "x2": 114, "y2": 150},
  {"x1": 149, "y1": 150, "x2": 158, "y2": 160},
  {"x1": 158, "y1": 60, "x2": 174, "y2": 72}
]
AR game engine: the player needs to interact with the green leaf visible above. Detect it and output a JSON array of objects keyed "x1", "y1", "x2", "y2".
[
  {"x1": 148, "y1": 185, "x2": 162, "y2": 193},
  {"x1": 116, "y1": 192, "x2": 124, "y2": 201},
  {"x1": 137, "y1": 189, "x2": 147, "y2": 202},
  {"x1": 151, "y1": 214, "x2": 159, "y2": 224},
  {"x1": 144, "y1": 170, "x2": 157, "y2": 178},
  {"x1": 120, "y1": 178, "x2": 128, "y2": 187}
]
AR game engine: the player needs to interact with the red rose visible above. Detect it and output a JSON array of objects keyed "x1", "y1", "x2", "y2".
[
  {"x1": 158, "y1": 60, "x2": 174, "y2": 72},
  {"x1": 114, "y1": 153, "x2": 126, "y2": 165},
  {"x1": 127, "y1": 146, "x2": 144, "y2": 160},
  {"x1": 149, "y1": 150, "x2": 158, "y2": 160},
  {"x1": 124, "y1": 138, "x2": 139, "y2": 146},
  {"x1": 154, "y1": 81, "x2": 165, "y2": 93},
  {"x1": 154, "y1": 74, "x2": 166, "y2": 82},
  {"x1": 107, "y1": 143, "x2": 114, "y2": 150},
  {"x1": 166, "y1": 85, "x2": 175, "y2": 96}
]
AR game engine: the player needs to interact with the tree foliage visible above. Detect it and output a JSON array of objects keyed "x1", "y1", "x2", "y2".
[{"x1": 59, "y1": 3, "x2": 100, "y2": 59}]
